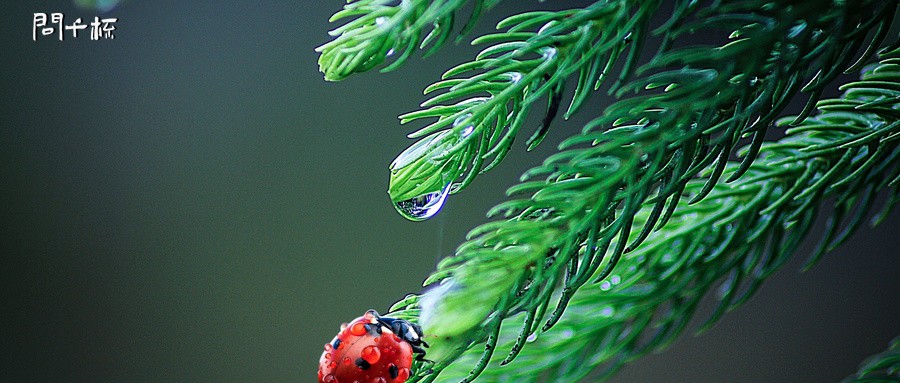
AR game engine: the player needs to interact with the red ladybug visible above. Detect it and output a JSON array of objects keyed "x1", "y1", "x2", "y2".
[{"x1": 318, "y1": 310, "x2": 429, "y2": 383}]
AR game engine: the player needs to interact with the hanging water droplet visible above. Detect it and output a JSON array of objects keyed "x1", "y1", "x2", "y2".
[
  {"x1": 526, "y1": 332, "x2": 538, "y2": 342},
  {"x1": 390, "y1": 130, "x2": 451, "y2": 173},
  {"x1": 375, "y1": 16, "x2": 388, "y2": 26},
  {"x1": 392, "y1": 182, "x2": 451, "y2": 221},
  {"x1": 386, "y1": 48, "x2": 395, "y2": 56}
]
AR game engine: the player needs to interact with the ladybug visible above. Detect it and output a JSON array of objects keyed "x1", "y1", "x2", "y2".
[{"x1": 318, "y1": 310, "x2": 429, "y2": 383}]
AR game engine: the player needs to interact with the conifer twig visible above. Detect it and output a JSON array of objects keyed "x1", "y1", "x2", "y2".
[{"x1": 317, "y1": 0, "x2": 500, "y2": 81}]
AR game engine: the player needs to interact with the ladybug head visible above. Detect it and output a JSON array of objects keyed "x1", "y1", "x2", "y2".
[{"x1": 367, "y1": 310, "x2": 430, "y2": 360}]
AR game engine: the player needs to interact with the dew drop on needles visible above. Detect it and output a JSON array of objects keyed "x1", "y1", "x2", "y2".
[
  {"x1": 392, "y1": 182, "x2": 451, "y2": 221},
  {"x1": 454, "y1": 113, "x2": 475, "y2": 137},
  {"x1": 389, "y1": 116, "x2": 476, "y2": 221},
  {"x1": 389, "y1": 130, "x2": 451, "y2": 173}
]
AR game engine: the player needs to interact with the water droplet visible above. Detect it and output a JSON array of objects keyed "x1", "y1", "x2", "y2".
[
  {"x1": 342, "y1": 357, "x2": 351, "y2": 365},
  {"x1": 350, "y1": 322, "x2": 368, "y2": 336},
  {"x1": 561, "y1": 329, "x2": 574, "y2": 338},
  {"x1": 324, "y1": 343, "x2": 332, "y2": 352},
  {"x1": 610, "y1": 275, "x2": 621, "y2": 284},
  {"x1": 392, "y1": 182, "x2": 451, "y2": 221},
  {"x1": 453, "y1": 113, "x2": 472, "y2": 126},
  {"x1": 323, "y1": 374, "x2": 339, "y2": 383},
  {"x1": 599, "y1": 281, "x2": 612, "y2": 291},
  {"x1": 340, "y1": 323, "x2": 348, "y2": 331},
  {"x1": 541, "y1": 46, "x2": 558, "y2": 59},
  {"x1": 390, "y1": 130, "x2": 451, "y2": 173},
  {"x1": 396, "y1": 367, "x2": 410, "y2": 382},
  {"x1": 361, "y1": 345, "x2": 381, "y2": 364},
  {"x1": 386, "y1": 48, "x2": 395, "y2": 56},
  {"x1": 526, "y1": 332, "x2": 538, "y2": 343},
  {"x1": 375, "y1": 16, "x2": 388, "y2": 26},
  {"x1": 600, "y1": 307, "x2": 615, "y2": 317},
  {"x1": 454, "y1": 114, "x2": 475, "y2": 137}
]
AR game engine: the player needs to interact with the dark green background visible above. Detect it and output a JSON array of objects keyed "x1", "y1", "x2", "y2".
[{"x1": 2, "y1": 1, "x2": 897, "y2": 382}]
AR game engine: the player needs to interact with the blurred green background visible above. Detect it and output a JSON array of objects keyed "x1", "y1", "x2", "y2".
[{"x1": 1, "y1": 1, "x2": 897, "y2": 382}]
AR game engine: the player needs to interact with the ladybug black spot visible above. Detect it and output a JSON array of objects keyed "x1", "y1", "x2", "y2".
[
  {"x1": 355, "y1": 358, "x2": 371, "y2": 370},
  {"x1": 332, "y1": 339, "x2": 341, "y2": 349},
  {"x1": 389, "y1": 364, "x2": 399, "y2": 379}
]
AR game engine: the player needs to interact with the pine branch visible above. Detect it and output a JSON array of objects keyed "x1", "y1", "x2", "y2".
[
  {"x1": 318, "y1": 1, "x2": 899, "y2": 382},
  {"x1": 317, "y1": 0, "x2": 501, "y2": 81},
  {"x1": 843, "y1": 336, "x2": 900, "y2": 383},
  {"x1": 392, "y1": 47, "x2": 900, "y2": 382},
  {"x1": 389, "y1": 0, "x2": 896, "y2": 220},
  {"x1": 384, "y1": 0, "x2": 894, "y2": 363},
  {"x1": 388, "y1": 1, "x2": 661, "y2": 207}
]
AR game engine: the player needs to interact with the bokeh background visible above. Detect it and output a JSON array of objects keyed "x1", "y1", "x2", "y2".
[{"x1": 1, "y1": 1, "x2": 897, "y2": 382}]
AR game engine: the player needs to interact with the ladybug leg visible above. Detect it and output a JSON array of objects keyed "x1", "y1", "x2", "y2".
[{"x1": 411, "y1": 344, "x2": 432, "y2": 363}]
